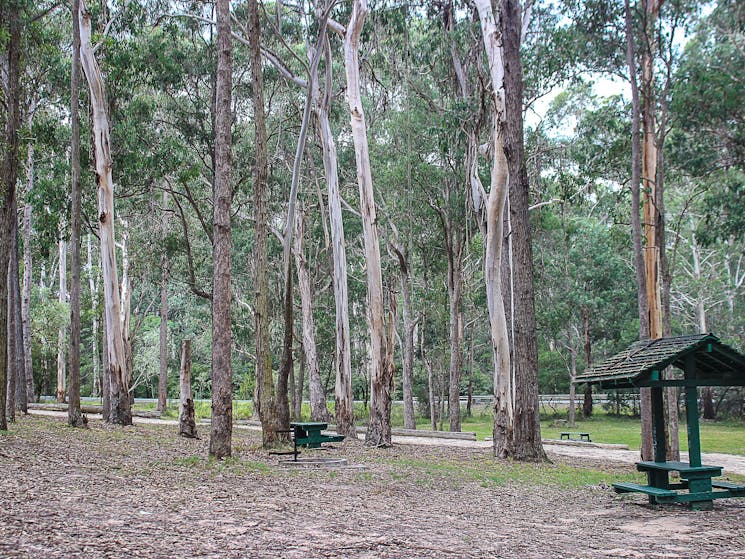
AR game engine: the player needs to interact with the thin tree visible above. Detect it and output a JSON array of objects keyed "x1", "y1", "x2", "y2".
[
  {"x1": 0, "y1": 0, "x2": 22, "y2": 431},
  {"x1": 157, "y1": 191, "x2": 169, "y2": 413},
  {"x1": 247, "y1": 0, "x2": 279, "y2": 447},
  {"x1": 209, "y1": 0, "x2": 234, "y2": 459},
  {"x1": 79, "y1": 0, "x2": 131, "y2": 425},
  {"x1": 68, "y1": 0, "x2": 85, "y2": 427}
]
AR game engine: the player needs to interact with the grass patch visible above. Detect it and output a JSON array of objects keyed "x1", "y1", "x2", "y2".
[{"x1": 383, "y1": 455, "x2": 642, "y2": 489}]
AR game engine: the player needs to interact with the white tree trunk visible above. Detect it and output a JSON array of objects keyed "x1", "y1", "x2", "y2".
[
  {"x1": 474, "y1": 0, "x2": 513, "y2": 458},
  {"x1": 79, "y1": 1, "x2": 131, "y2": 424},
  {"x1": 316, "y1": 38, "x2": 356, "y2": 437},
  {"x1": 344, "y1": 0, "x2": 391, "y2": 447}
]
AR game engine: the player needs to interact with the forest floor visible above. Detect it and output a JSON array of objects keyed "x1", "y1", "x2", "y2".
[{"x1": 2, "y1": 415, "x2": 745, "y2": 559}]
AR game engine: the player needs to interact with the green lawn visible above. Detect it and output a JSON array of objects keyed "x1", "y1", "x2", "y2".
[{"x1": 126, "y1": 398, "x2": 745, "y2": 456}]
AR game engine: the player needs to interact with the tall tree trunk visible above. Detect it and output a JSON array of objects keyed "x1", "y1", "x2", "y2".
[
  {"x1": 178, "y1": 340, "x2": 198, "y2": 439},
  {"x1": 248, "y1": 0, "x2": 278, "y2": 447},
  {"x1": 118, "y1": 222, "x2": 132, "y2": 394},
  {"x1": 79, "y1": 1, "x2": 131, "y2": 425},
  {"x1": 392, "y1": 243, "x2": 415, "y2": 430},
  {"x1": 87, "y1": 233, "x2": 101, "y2": 398},
  {"x1": 0, "y1": 0, "x2": 21, "y2": 431},
  {"x1": 209, "y1": 0, "x2": 233, "y2": 459},
  {"x1": 68, "y1": 0, "x2": 84, "y2": 427},
  {"x1": 474, "y1": 0, "x2": 513, "y2": 459},
  {"x1": 102, "y1": 314, "x2": 110, "y2": 418},
  {"x1": 447, "y1": 244, "x2": 464, "y2": 433},
  {"x1": 316, "y1": 37, "x2": 355, "y2": 437},
  {"x1": 11, "y1": 214, "x2": 26, "y2": 413},
  {"x1": 624, "y1": 0, "x2": 653, "y2": 461},
  {"x1": 500, "y1": 0, "x2": 545, "y2": 462},
  {"x1": 344, "y1": 0, "x2": 391, "y2": 447},
  {"x1": 158, "y1": 190, "x2": 169, "y2": 413},
  {"x1": 294, "y1": 341, "x2": 305, "y2": 419},
  {"x1": 56, "y1": 237, "x2": 67, "y2": 403},
  {"x1": 7, "y1": 258, "x2": 16, "y2": 422},
  {"x1": 22, "y1": 163, "x2": 34, "y2": 404},
  {"x1": 582, "y1": 307, "x2": 593, "y2": 418},
  {"x1": 294, "y1": 211, "x2": 330, "y2": 422},
  {"x1": 641, "y1": 0, "x2": 665, "y2": 462}
]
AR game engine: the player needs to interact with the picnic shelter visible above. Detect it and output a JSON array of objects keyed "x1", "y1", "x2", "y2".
[{"x1": 574, "y1": 333, "x2": 745, "y2": 510}]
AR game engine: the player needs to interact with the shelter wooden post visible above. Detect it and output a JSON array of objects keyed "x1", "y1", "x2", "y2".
[
  {"x1": 684, "y1": 354, "x2": 702, "y2": 468},
  {"x1": 650, "y1": 384, "x2": 668, "y2": 489}
]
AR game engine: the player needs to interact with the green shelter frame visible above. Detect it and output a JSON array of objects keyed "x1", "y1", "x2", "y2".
[{"x1": 575, "y1": 333, "x2": 745, "y2": 509}]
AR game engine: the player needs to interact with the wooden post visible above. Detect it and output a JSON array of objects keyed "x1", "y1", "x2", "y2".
[
  {"x1": 178, "y1": 340, "x2": 198, "y2": 439},
  {"x1": 684, "y1": 355, "x2": 702, "y2": 468}
]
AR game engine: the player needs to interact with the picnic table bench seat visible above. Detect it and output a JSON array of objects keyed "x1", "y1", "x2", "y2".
[
  {"x1": 559, "y1": 432, "x2": 591, "y2": 442},
  {"x1": 613, "y1": 482, "x2": 677, "y2": 501}
]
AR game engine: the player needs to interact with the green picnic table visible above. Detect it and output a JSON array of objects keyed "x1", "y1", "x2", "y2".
[
  {"x1": 271, "y1": 422, "x2": 345, "y2": 462},
  {"x1": 575, "y1": 334, "x2": 745, "y2": 510}
]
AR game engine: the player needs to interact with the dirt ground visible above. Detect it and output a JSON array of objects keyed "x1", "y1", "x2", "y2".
[{"x1": 2, "y1": 416, "x2": 744, "y2": 559}]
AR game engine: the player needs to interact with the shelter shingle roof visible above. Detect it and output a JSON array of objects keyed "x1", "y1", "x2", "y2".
[{"x1": 574, "y1": 334, "x2": 745, "y2": 388}]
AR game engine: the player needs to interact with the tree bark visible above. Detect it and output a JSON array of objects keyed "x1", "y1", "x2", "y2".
[
  {"x1": 315, "y1": 37, "x2": 355, "y2": 437},
  {"x1": 0, "y1": 0, "x2": 21, "y2": 431},
  {"x1": 158, "y1": 190, "x2": 169, "y2": 413},
  {"x1": 68, "y1": 0, "x2": 84, "y2": 427},
  {"x1": 7, "y1": 257, "x2": 17, "y2": 422},
  {"x1": 56, "y1": 237, "x2": 67, "y2": 403},
  {"x1": 582, "y1": 307, "x2": 593, "y2": 418},
  {"x1": 79, "y1": 1, "x2": 131, "y2": 425},
  {"x1": 86, "y1": 233, "x2": 101, "y2": 398},
  {"x1": 179, "y1": 340, "x2": 198, "y2": 439},
  {"x1": 344, "y1": 0, "x2": 391, "y2": 447},
  {"x1": 500, "y1": 0, "x2": 545, "y2": 462},
  {"x1": 624, "y1": 0, "x2": 653, "y2": 461},
  {"x1": 22, "y1": 164, "x2": 34, "y2": 404},
  {"x1": 248, "y1": 0, "x2": 278, "y2": 447},
  {"x1": 294, "y1": 211, "x2": 331, "y2": 422},
  {"x1": 392, "y1": 243, "x2": 415, "y2": 430},
  {"x1": 474, "y1": 0, "x2": 513, "y2": 459},
  {"x1": 209, "y1": 0, "x2": 233, "y2": 459},
  {"x1": 11, "y1": 213, "x2": 26, "y2": 413}
]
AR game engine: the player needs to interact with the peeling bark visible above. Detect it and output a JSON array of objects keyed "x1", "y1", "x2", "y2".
[{"x1": 79, "y1": 1, "x2": 131, "y2": 425}]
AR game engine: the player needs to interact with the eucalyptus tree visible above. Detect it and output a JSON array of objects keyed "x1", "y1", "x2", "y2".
[
  {"x1": 208, "y1": 0, "x2": 234, "y2": 459},
  {"x1": 68, "y1": 0, "x2": 85, "y2": 427},
  {"x1": 1, "y1": 0, "x2": 23, "y2": 430},
  {"x1": 78, "y1": 0, "x2": 131, "y2": 425}
]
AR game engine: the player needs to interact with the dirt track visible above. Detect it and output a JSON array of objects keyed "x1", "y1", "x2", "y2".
[{"x1": 2, "y1": 415, "x2": 745, "y2": 559}]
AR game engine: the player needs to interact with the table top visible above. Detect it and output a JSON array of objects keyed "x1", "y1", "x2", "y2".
[
  {"x1": 636, "y1": 460, "x2": 722, "y2": 474},
  {"x1": 290, "y1": 422, "x2": 328, "y2": 429}
]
